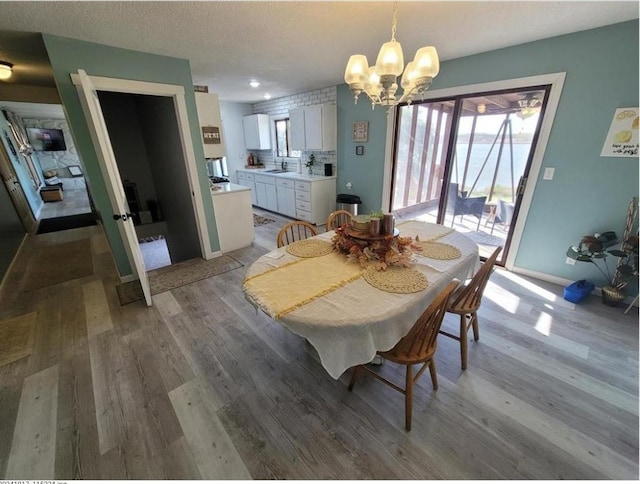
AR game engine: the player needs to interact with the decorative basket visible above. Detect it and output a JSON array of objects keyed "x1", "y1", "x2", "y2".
[{"x1": 601, "y1": 286, "x2": 626, "y2": 307}]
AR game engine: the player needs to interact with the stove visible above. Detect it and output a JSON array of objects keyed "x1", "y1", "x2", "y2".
[{"x1": 209, "y1": 176, "x2": 229, "y2": 184}]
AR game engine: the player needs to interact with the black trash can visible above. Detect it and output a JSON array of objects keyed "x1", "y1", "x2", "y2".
[{"x1": 336, "y1": 194, "x2": 362, "y2": 216}]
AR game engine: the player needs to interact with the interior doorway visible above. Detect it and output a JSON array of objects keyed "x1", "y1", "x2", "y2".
[
  {"x1": 389, "y1": 85, "x2": 551, "y2": 265},
  {"x1": 74, "y1": 71, "x2": 212, "y2": 306},
  {"x1": 0, "y1": 102, "x2": 97, "y2": 234},
  {"x1": 98, "y1": 91, "x2": 201, "y2": 272}
]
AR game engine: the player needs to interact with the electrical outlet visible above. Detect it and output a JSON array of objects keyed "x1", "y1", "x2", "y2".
[
  {"x1": 543, "y1": 167, "x2": 555, "y2": 180},
  {"x1": 565, "y1": 257, "x2": 576, "y2": 265}
]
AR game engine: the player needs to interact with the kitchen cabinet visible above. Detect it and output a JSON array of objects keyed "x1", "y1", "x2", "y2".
[
  {"x1": 236, "y1": 171, "x2": 257, "y2": 205},
  {"x1": 211, "y1": 183, "x2": 254, "y2": 252},
  {"x1": 237, "y1": 169, "x2": 336, "y2": 224},
  {"x1": 276, "y1": 178, "x2": 296, "y2": 217},
  {"x1": 243, "y1": 114, "x2": 271, "y2": 150},
  {"x1": 255, "y1": 174, "x2": 278, "y2": 212},
  {"x1": 195, "y1": 92, "x2": 225, "y2": 158},
  {"x1": 289, "y1": 103, "x2": 336, "y2": 151}
]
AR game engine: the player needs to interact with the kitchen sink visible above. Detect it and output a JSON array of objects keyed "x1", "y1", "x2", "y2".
[{"x1": 264, "y1": 169, "x2": 288, "y2": 173}]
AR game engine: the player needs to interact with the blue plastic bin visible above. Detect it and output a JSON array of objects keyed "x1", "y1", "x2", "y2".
[{"x1": 563, "y1": 280, "x2": 595, "y2": 303}]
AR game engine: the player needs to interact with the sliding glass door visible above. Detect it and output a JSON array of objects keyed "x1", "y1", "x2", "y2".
[{"x1": 390, "y1": 86, "x2": 551, "y2": 264}]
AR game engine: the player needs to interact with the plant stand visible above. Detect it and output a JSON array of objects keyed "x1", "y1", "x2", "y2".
[{"x1": 624, "y1": 294, "x2": 639, "y2": 314}]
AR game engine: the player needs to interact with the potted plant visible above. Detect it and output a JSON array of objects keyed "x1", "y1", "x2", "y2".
[
  {"x1": 305, "y1": 153, "x2": 315, "y2": 174},
  {"x1": 566, "y1": 232, "x2": 639, "y2": 306}
]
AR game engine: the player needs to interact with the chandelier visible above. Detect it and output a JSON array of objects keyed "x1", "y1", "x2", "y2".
[{"x1": 344, "y1": 2, "x2": 439, "y2": 110}]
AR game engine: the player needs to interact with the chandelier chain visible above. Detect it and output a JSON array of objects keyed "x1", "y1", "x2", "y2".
[{"x1": 391, "y1": 2, "x2": 398, "y2": 41}]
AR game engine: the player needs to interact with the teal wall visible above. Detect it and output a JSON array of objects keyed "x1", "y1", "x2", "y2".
[
  {"x1": 42, "y1": 34, "x2": 219, "y2": 277},
  {"x1": 336, "y1": 87, "x2": 388, "y2": 215},
  {"x1": 337, "y1": 20, "x2": 639, "y2": 287}
]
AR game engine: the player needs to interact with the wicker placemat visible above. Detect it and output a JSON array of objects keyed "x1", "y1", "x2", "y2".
[
  {"x1": 363, "y1": 267, "x2": 428, "y2": 294},
  {"x1": 286, "y1": 239, "x2": 334, "y2": 258},
  {"x1": 415, "y1": 241, "x2": 462, "y2": 260}
]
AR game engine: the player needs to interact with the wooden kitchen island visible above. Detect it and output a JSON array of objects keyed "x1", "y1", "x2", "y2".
[{"x1": 210, "y1": 182, "x2": 255, "y2": 252}]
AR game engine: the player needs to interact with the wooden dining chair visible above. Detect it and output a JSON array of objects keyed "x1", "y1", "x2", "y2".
[
  {"x1": 276, "y1": 221, "x2": 318, "y2": 248},
  {"x1": 348, "y1": 281, "x2": 459, "y2": 431},
  {"x1": 325, "y1": 210, "x2": 353, "y2": 231},
  {"x1": 440, "y1": 246, "x2": 502, "y2": 370}
]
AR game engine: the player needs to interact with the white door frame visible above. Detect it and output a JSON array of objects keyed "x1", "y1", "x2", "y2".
[
  {"x1": 383, "y1": 72, "x2": 566, "y2": 270},
  {"x1": 76, "y1": 70, "x2": 153, "y2": 306},
  {"x1": 71, "y1": 73, "x2": 213, "y2": 263}
]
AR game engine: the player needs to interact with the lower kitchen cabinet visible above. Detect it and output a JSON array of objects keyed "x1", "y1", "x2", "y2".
[
  {"x1": 276, "y1": 179, "x2": 296, "y2": 217},
  {"x1": 237, "y1": 171, "x2": 257, "y2": 205},
  {"x1": 238, "y1": 169, "x2": 335, "y2": 225},
  {"x1": 255, "y1": 174, "x2": 278, "y2": 212}
]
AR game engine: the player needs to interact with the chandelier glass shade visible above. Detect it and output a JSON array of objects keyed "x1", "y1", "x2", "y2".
[{"x1": 344, "y1": 2, "x2": 439, "y2": 109}]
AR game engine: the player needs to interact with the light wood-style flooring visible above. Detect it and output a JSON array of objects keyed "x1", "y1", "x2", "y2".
[{"x1": 0, "y1": 213, "x2": 637, "y2": 479}]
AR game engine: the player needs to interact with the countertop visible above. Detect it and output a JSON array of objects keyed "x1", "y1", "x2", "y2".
[
  {"x1": 210, "y1": 182, "x2": 251, "y2": 196},
  {"x1": 238, "y1": 167, "x2": 336, "y2": 181}
]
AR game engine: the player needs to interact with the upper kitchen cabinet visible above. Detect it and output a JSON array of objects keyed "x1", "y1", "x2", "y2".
[
  {"x1": 195, "y1": 91, "x2": 225, "y2": 158},
  {"x1": 290, "y1": 103, "x2": 336, "y2": 151},
  {"x1": 243, "y1": 114, "x2": 271, "y2": 150}
]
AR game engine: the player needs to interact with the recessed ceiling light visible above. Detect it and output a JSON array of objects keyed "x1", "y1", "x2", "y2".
[
  {"x1": 0, "y1": 61, "x2": 13, "y2": 80},
  {"x1": 249, "y1": 80, "x2": 260, "y2": 88},
  {"x1": 263, "y1": 93, "x2": 272, "y2": 100}
]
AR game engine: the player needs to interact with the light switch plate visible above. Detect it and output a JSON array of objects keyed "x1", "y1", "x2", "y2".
[{"x1": 543, "y1": 167, "x2": 555, "y2": 180}]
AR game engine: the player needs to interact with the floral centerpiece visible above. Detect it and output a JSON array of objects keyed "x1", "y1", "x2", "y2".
[{"x1": 332, "y1": 225, "x2": 421, "y2": 270}]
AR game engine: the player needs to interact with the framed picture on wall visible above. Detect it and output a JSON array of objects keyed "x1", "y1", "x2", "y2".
[{"x1": 353, "y1": 121, "x2": 368, "y2": 142}]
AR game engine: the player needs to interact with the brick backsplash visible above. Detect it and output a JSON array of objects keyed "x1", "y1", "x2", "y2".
[{"x1": 249, "y1": 86, "x2": 337, "y2": 176}]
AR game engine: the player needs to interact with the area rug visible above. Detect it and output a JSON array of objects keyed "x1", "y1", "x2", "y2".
[
  {"x1": 22, "y1": 238, "x2": 94, "y2": 291},
  {"x1": 253, "y1": 214, "x2": 275, "y2": 226},
  {"x1": 465, "y1": 230, "x2": 505, "y2": 247},
  {"x1": 116, "y1": 255, "x2": 243, "y2": 305},
  {"x1": 37, "y1": 212, "x2": 97, "y2": 234}
]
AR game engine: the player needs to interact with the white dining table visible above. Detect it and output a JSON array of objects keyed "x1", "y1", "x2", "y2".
[{"x1": 243, "y1": 220, "x2": 479, "y2": 379}]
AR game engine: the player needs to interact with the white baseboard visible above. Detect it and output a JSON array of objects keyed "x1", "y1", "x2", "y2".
[
  {"x1": 509, "y1": 266, "x2": 574, "y2": 287},
  {"x1": 510, "y1": 265, "x2": 638, "y2": 307}
]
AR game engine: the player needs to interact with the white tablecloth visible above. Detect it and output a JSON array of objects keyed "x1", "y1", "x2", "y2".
[{"x1": 244, "y1": 221, "x2": 479, "y2": 379}]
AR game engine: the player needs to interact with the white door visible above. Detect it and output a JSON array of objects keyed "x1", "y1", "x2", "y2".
[
  {"x1": 76, "y1": 69, "x2": 152, "y2": 306},
  {"x1": 0, "y1": 144, "x2": 36, "y2": 233}
]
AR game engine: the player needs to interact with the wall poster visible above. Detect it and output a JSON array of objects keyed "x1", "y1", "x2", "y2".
[
  {"x1": 600, "y1": 107, "x2": 639, "y2": 157},
  {"x1": 352, "y1": 121, "x2": 368, "y2": 142}
]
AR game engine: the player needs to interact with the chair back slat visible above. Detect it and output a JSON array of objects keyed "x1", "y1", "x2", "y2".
[
  {"x1": 277, "y1": 221, "x2": 318, "y2": 248},
  {"x1": 326, "y1": 210, "x2": 353, "y2": 231},
  {"x1": 385, "y1": 281, "x2": 458, "y2": 361},
  {"x1": 449, "y1": 246, "x2": 502, "y2": 312}
]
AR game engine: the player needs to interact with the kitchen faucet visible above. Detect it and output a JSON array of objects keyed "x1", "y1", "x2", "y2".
[{"x1": 281, "y1": 158, "x2": 287, "y2": 171}]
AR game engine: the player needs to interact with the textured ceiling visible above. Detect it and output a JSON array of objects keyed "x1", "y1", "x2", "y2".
[{"x1": 0, "y1": 1, "x2": 637, "y2": 103}]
